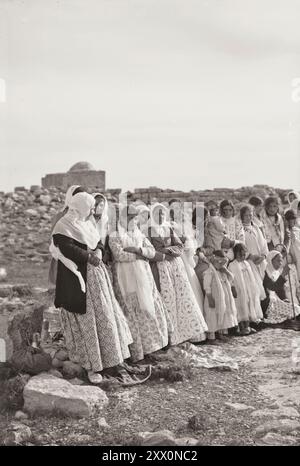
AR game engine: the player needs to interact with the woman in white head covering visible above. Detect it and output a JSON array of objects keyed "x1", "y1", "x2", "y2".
[
  {"x1": 51, "y1": 192, "x2": 133, "y2": 384},
  {"x1": 50, "y1": 185, "x2": 84, "y2": 233},
  {"x1": 109, "y1": 204, "x2": 172, "y2": 362},
  {"x1": 261, "y1": 250, "x2": 300, "y2": 324},
  {"x1": 48, "y1": 186, "x2": 85, "y2": 288},
  {"x1": 147, "y1": 203, "x2": 208, "y2": 346},
  {"x1": 287, "y1": 191, "x2": 300, "y2": 207},
  {"x1": 290, "y1": 198, "x2": 300, "y2": 227}
]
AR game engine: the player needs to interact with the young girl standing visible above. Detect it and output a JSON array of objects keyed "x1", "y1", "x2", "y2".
[
  {"x1": 229, "y1": 244, "x2": 263, "y2": 335},
  {"x1": 203, "y1": 250, "x2": 238, "y2": 343}
]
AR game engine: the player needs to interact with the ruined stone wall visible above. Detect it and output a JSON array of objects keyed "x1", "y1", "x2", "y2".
[
  {"x1": 42, "y1": 170, "x2": 106, "y2": 191},
  {"x1": 129, "y1": 185, "x2": 291, "y2": 205}
]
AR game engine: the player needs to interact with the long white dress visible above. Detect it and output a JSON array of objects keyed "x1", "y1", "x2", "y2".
[
  {"x1": 229, "y1": 260, "x2": 263, "y2": 323},
  {"x1": 202, "y1": 265, "x2": 238, "y2": 332}
]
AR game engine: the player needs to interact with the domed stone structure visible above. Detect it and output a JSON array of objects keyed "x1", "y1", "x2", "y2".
[
  {"x1": 68, "y1": 161, "x2": 95, "y2": 172},
  {"x1": 42, "y1": 161, "x2": 106, "y2": 191}
]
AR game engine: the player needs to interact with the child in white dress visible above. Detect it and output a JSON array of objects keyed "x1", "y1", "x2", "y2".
[
  {"x1": 229, "y1": 244, "x2": 263, "y2": 335},
  {"x1": 203, "y1": 250, "x2": 238, "y2": 343}
]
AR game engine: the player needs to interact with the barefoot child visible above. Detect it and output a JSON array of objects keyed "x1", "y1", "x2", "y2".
[
  {"x1": 202, "y1": 250, "x2": 238, "y2": 343},
  {"x1": 229, "y1": 244, "x2": 263, "y2": 335}
]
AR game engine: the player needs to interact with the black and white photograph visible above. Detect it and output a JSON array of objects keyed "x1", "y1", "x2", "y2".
[{"x1": 0, "y1": 0, "x2": 300, "y2": 452}]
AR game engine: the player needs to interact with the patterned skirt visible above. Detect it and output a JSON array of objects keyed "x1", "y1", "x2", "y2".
[
  {"x1": 112, "y1": 262, "x2": 172, "y2": 362},
  {"x1": 157, "y1": 257, "x2": 208, "y2": 345},
  {"x1": 264, "y1": 296, "x2": 300, "y2": 324},
  {"x1": 60, "y1": 262, "x2": 132, "y2": 372}
]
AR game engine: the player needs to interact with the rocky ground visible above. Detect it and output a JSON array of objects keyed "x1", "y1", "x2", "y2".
[
  {"x1": 0, "y1": 261, "x2": 300, "y2": 446},
  {"x1": 0, "y1": 185, "x2": 299, "y2": 447}
]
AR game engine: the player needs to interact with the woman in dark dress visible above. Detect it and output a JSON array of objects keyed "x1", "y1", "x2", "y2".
[
  {"x1": 51, "y1": 192, "x2": 132, "y2": 384},
  {"x1": 261, "y1": 250, "x2": 300, "y2": 324}
]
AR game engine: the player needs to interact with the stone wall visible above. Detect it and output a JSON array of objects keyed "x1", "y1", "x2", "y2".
[
  {"x1": 128, "y1": 185, "x2": 291, "y2": 205},
  {"x1": 42, "y1": 170, "x2": 106, "y2": 191}
]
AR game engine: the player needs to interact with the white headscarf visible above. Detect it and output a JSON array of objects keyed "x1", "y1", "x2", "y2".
[
  {"x1": 63, "y1": 185, "x2": 81, "y2": 210},
  {"x1": 291, "y1": 198, "x2": 300, "y2": 215},
  {"x1": 52, "y1": 192, "x2": 100, "y2": 249},
  {"x1": 92, "y1": 193, "x2": 109, "y2": 243},
  {"x1": 149, "y1": 203, "x2": 171, "y2": 237},
  {"x1": 50, "y1": 193, "x2": 100, "y2": 292},
  {"x1": 288, "y1": 191, "x2": 300, "y2": 207},
  {"x1": 266, "y1": 250, "x2": 283, "y2": 282}
]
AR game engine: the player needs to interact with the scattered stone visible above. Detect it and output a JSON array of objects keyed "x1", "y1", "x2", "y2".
[
  {"x1": 48, "y1": 369, "x2": 63, "y2": 379},
  {"x1": 97, "y1": 417, "x2": 110, "y2": 429},
  {"x1": 174, "y1": 436, "x2": 199, "y2": 446},
  {"x1": 255, "y1": 419, "x2": 300, "y2": 436},
  {"x1": 14, "y1": 410, "x2": 29, "y2": 420},
  {"x1": 7, "y1": 305, "x2": 45, "y2": 353},
  {"x1": 3, "y1": 422, "x2": 32, "y2": 445},
  {"x1": 188, "y1": 414, "x2": 215, "y2": 431},
  {"x1": 0, "y1": 374, "x2": 31, "y2": 411},
  {"x1": 54, "y1": 348, "x2": 69, "y2": 362},
  {"x1": 137, "y1": 430, "x2": 177, "y2": 446},
  {"x1": 62, "y1": 361, "x2": 84, "y2": 379},
  {"x1": 0, "y1": 285, "x2": 12, "y2": 298},
  {"x1": 52, "y1": 358, "x2": 64, "y2": 369},
  {"x1": 225, "y1": 402, "x2": 254, "y2": 411},
  {"x1": 257, "y1": 432, "x2": 298, "y2": 446},
  {"x1": 23, "y1": 373, "x2": 108, "y2": 418},
  {"x1": 167, "y1": 388, "x2": 177, "y2": 394},
  {"x1": 251, "y1": 407, "x2": 299, "y2": 419},
  {"x1": 69, "y1": 378, "x2": 85, "y2": 386},
  {"x1": 0, "y1": 268, "x2": 7, "y2": 283},
  {"x1": 25, "y1": 209, "x2": 39, "y2": 217}
]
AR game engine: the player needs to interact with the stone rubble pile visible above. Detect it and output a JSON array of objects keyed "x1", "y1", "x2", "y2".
[
  {"x1": 0, "y1": 184, "x2": 291, "y2": 265},
  {"x1": 0, "y1": 186, "x2": 65, "y2": 264}
]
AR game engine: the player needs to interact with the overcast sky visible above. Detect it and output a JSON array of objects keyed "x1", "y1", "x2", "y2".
[{"x1": 0, "y1": 0, "x2": 300, "y2": 193}]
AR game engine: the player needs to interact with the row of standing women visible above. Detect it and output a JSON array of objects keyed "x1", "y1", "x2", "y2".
[{"x1": 50, "y1": 187, "x2": 300, "y2": 383}]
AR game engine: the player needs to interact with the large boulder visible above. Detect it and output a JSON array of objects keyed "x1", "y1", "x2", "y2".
[{"x1": 23, "y1": 373, "x2": 108, "y2": 418}]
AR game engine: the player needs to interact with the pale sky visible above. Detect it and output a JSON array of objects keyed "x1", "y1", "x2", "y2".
[{"x1": 0, "y1": 0, "x2": 300, "y2": 193}]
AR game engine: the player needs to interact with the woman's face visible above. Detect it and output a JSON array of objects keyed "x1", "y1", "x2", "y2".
[
  {"x1": 212, "y1": 255, "x2": 227, "y2": 269},
  {"x1": 242, "y1": 209, "x2": 253, "y2": 225},
  {"x1": 209, "y1": 204, "x2": 218, "y2": 217},
  {"x1": 127, "y1": 215, "x2": 138, "y2": 230},
  {"x1": 272, "y1": 253, "x2": 283, "y2": 270},
  {"x1": 94, "y1": 197, "x2": 105, "y2": 215},
  {"x1": 153, "y1": 208, "x2": 166, "y2": 225},
  {"x1": 222, "y1": 205, "x2": 234, "y2": 219},
  {"x1": 139, "y1": 210, "x2": 149, "y2": 224},
  {"x1": 287, "y1": 218, "x2": 296, "y2": 229},
  {"x1": 255, "y1": 204, "x2": 263, "y2": 215},
  {"x1": 236, "y1": 248, "x2": 247, "y2": 261},
  {"x1": 86, "y1": 206, "x2": 95, "y2": 221},
  {"x1": 289, "y1": 193, "x2": 297, "y2": 203},
  {"x1": 266, "y1": 202, "x2": 279, "y2": 216}
]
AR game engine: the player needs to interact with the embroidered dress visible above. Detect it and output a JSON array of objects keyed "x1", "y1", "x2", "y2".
[
  {"x1": 109, "y1": 227, "x2": 172, "y2": 362},
  {"x1": 262, "y1": 251, "x2": 300, "y2": 323},
  {"x1": 149, "y1": 225, "x2": 208, "y2": 345},
  {"x1": 60, "y1": 262, "x2": 133, "y2": 372}
]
